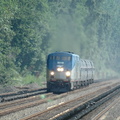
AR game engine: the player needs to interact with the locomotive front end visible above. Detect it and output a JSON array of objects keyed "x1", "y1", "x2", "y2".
[{"x1": 47, "y1": 52, "x2": 72, "y2": 93}]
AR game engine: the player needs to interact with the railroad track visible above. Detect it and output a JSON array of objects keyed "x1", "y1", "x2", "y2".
[
  {"x1": 20, "y1": 82, "x2": 120, "y2": 120},
  {"x1": 0, "y1": 82, "x2": 115, "y2": 107},
  {"x1": 0, "y1": 87, "x2": 47, "y2": 103},
  {"x1": 0, "y1": 80, "x2": 111, "y2": 104},
  {"x1": 0, "y1": 79, "x2": 113, "y2": 103},
  {"x1": 92, "y1": 96, "x2": 120, "y2": 120},
  {"x1": 0, "y1": 80, "x2": 119, "y2": 120},
  {"x1": 0, "y1": 92, "x2": 53, "y2": 110}
]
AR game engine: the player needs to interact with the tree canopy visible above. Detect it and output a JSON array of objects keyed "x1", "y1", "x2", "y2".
[{"x1": 0, "y1": 0, "x2": 120, "y2": 84}]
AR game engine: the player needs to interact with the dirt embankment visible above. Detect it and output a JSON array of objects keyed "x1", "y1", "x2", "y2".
[{"x1": 0, "y1": 83, "x2": 41, "y2": 94}]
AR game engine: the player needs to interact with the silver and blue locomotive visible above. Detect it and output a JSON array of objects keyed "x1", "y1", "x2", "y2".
[{"x1": 46, "y1": 51, "x2": 95, "y2": 93}]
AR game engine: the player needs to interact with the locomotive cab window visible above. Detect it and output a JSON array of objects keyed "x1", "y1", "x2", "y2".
[
  {"x1": 56, "y1": 56, "x2": 60, "y2": 60},
  {"x1": 62, "y1": 57, "x2": 67, "y2": 60},
  {"x1": 62, "y1": 56, "x2": 71, "y2": 61},
  {"x1": 49, "y1": 56, "x2": 55, "y2": 60},
  {"x1": 67, "y1": 56, "x2": 71, "y2": 61}
]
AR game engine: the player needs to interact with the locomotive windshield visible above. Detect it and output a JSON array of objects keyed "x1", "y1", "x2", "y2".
[
  {"x1": 49, "y1": 56, "x2": 71, "y2": 61},
  {"x1": 47, "y1": 53, "x2": 73, "y2": 70}
]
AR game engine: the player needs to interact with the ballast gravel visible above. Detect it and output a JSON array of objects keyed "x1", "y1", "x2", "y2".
[
  {"x1": 98, "y1": 96, "x2": 120, "y2": 120},
  {"x1": 0, "y1": 80, "x2": 120, "y2": 120}
]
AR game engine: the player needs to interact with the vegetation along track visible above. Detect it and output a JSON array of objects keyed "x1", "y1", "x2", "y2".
[
  {"x1": 0, "y1": 87, "x2": 46, "y2": 103},
  {"x1": 20, "y1": 81, "x2": 120, "y2": 120}
]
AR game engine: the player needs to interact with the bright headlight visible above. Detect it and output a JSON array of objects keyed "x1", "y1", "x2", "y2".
[
  {"x1": 57, "y1": 67, "x2": 64, "y2": 72},
  {"x1": 57, "y1": 68, "x2": 61, "y2": 71},
  {"x1": 50, "y1": 71, "x2": 54, "y2": 75},
  {"x1": 66, "y1": 71, "x2": 71, "y2": 76},
  {"x1": 60, "y1": 68, "x2": 64, "y2": 71}
]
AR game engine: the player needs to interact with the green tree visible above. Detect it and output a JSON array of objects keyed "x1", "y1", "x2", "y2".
[
  {"x1": 0, "y1": 0, "x2": 17, "y2": 83},
  {"x1": 11, "y1": 0, "x2": 51, "y2": 76}
]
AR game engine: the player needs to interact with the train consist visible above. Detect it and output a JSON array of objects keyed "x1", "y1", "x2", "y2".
[{"x1": 46, "y1": 51, "x2": 95, "y2": 93}]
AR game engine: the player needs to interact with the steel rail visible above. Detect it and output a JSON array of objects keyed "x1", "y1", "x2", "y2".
[
  {"x1": 20, "y1": 84, "x2": 119, "y2": 120},
  {"x1": 92, "y1": 96, "x2": 120, "y2": 120}
]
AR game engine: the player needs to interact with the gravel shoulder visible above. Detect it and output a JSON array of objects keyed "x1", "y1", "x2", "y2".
[
  {"x1": 99, "y1": 96, "x2": 120, "y2": 120},
  {"x1": 0, "y1": 83, "x2": 42, "y2": 94}
]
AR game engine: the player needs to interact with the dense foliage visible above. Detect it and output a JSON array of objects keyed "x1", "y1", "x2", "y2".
[{"x1": 0, "y1": 0, "x2": 120, "y2": 84}]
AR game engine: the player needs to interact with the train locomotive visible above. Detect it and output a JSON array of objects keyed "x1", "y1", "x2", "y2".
[{"x1": 46, "y1": 51, "x2": 95, "y2": 93}]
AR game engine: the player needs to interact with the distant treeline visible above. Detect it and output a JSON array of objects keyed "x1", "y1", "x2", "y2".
[{"x1": 0, "y1": 0, "x2": 120, "y2": 84}]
